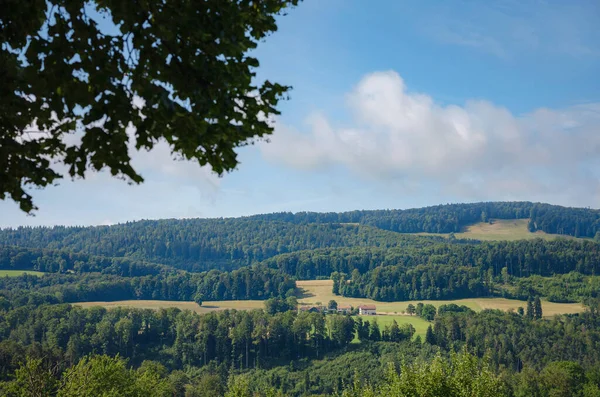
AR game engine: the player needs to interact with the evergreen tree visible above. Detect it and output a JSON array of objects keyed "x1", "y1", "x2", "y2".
[
  {"x1": 389, "y1": 320, "x2": 401, "y2": 342},
  {"x1": 534, "y1": 296, "x2": 543, "y2": 320},
  {"x1": 370, "y1": 320, "x2": 381, "y2": 341},
  {"x1": 526, "y1": 296, "x2": 535, "y2": 319},
  {"x1": 425, "y1": 325, "x2": 436, "y2": 345}
]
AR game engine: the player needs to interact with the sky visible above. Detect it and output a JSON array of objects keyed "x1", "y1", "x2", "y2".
[{"x1": 2, "y1": 0, "x2": 600, "y2": 227}]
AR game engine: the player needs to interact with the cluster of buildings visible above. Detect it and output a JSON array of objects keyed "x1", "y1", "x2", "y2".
[{"x1": 297, "y1": 304, "x2": 376, "y2": 316}]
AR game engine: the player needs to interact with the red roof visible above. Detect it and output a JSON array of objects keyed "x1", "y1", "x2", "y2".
[{"x1": 358, "y1": 305, "x2": 376, "y2": 310}]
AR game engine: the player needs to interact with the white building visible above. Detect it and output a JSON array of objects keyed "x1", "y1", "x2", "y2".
[{"x1": 358, "y1": 305, "x2": 376, "y2": 315}]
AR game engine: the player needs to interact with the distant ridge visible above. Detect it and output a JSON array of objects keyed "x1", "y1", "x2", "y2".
[{"x1": 3, "y1": 201, "x2": 600, "y2": 238}]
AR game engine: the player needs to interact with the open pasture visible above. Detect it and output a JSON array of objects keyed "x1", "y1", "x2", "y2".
[
  {"x1": 296, "y1": 280, "x2": 585, "y2": 317},
  {"x1": 75, "y1": 299, "x2": 264, "y2": 314},
  {"x1": 0, "y1": 270, "x2": 45, "y2": 277},
  {"x1": 413, "y1": 219, "x2": 576, "y2": 241},
  {"x1": 73, "y1": 279, "x2": 585, "y2": 320}
]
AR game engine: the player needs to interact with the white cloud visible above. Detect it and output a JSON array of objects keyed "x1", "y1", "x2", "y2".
[{"x1": 261, "y1": 71, "x2": 600, "y2": 204}]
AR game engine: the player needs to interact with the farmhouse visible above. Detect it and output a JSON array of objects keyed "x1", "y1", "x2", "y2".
[
  {"x1": 358, "y1": 305, "x2": 376, "y2": 315},
  {"x1": 337, "y1": 305, "x2": 352, "y2": 314}
]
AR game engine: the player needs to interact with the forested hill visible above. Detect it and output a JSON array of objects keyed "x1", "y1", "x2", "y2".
[
  {"x1": 0, "y1": 202, "x2": 598, "y2": 269},
  {"x1": 248, "y1": 201, "x2": 600, "y2": 237},
  {"x1": 3, "y1": 201, "x2": 599, "y2": 252},
  {"x1": 0, "y1": 221, "x2": 443, "y2": 272}
]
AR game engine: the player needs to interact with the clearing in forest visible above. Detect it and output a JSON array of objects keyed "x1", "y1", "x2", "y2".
[
  {"x1": 296, "y1": 280, "x2": 585, "y2": 317},
  {"x1": 0, "y1": 270, "x2": 45, "y2": 277},
  {"x1": 75, "y1": 299, "x2": 264, "y2": 314},
  {"x1": 73, "y1": 279, "x2": 585, "y2": 319},
  {"x1": 414, "y1": 219, "x2": 576, "y2": 241}
]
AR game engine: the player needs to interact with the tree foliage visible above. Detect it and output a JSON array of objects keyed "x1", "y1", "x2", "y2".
[{"x1": 1, "y1": 0, "x2": 299, "y2": 212}]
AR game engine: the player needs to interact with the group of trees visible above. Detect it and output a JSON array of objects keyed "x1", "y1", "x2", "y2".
[
  {"x1": 328, "y1": 239, "x2": 600, "y2": 302},
  {"x1": 0, "y1": 221, "x2": 419, "y2": 272},
  {"x1": 1, "y1": 299, "x2": 600, "y2": 395},
  {"x1": 248, "y1": 201, "x2": 600, "y2": 238},
  {"x1": 0, "y1": 265, "x2": 296, "y2": 307},
  {"x1": 3, "y1": 221, "x2": 600, "y2": 309},
  {"x1": 4, "y1": 203, "x2": 600, "y2": 277},
  {"x1": 0, "y1": 304, "x2": 364, "y2": 380}
]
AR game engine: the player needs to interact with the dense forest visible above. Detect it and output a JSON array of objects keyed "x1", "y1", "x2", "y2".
[
  {"x1": 2, "y1": 201, "x2": 600, "y2": 395},
  {"x1": 251, "y1": 201, "x2": 600, "y2": 237},
  {"x1": 1, "y1": 300, "x2": 600, "y2": 396},
  {"x1": 3, "y1": 203, "x2": 600, "y2": 269},
  {"x1": 0, "y1": 221, "x2": 438, "y2": 271}
]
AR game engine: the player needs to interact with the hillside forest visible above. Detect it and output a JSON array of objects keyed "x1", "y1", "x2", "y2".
[{"x1": 2, "y1": 201, "x2": 600, "y2": 396}]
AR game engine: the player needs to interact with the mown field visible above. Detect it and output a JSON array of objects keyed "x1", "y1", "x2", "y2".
[
  {"x1": 75, "y1": 299, "x2": 263, "y2": 314},
  {"x1": 412, "y1": 219, "x2": 577, "y2": 241},
  {"x1": 0, "y1": 270, "x2": 45, "y2": 277},
  {"x1": 355, "y1": 314, "x2": 431, "y2": 339},
  {"x1": 76, "y1": 279, "x2": 585, "y2": 322},
  {"x1": 296, "y1": 280, "x2": 585, "y2": 317}
]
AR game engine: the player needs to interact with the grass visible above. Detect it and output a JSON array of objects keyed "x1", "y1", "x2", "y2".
[
  {"x1": 74, "y1": 279, "x2": 585, "y2": 322},
  {"x1": 296, "y1": 280, "x2": 585, "y2": 317},
  {"x1": 413, "y1": 219, "x2": 578, "y2": 241},
  {"x1": 356, "y1": 314, "x2": 431, "y2": 339},
  {"x1": 75, "y1": 299, "x2": 264, "y2": 314},
  {"x1": 0, "y1": 270, "x2": 45, "y2": 277}
]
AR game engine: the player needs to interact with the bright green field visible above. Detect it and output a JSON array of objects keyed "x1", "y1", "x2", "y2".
[
  {"x1": 0, "y1": 270, "x2": 44, "y2": 277},
  {"x1": 413, "y1": 219, "x2": 577, "y2": 241},
  {"x1": 355, "y1": 314, "x2": 431, "y2": 340}
]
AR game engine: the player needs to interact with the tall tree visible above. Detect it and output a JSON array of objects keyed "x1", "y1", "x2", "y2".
[
  {"x1": 425, "y1": 325, "x2": 436, "y2": 345},
  {"x1": 526, "y1": 296, "x2": 535, "y2": 320},
  {"x1": 533, "y1": 296, "x2": 543, "y2": 320},
  {"x1": 1, "y1": 0, "x2": 300, "y2": 212}
]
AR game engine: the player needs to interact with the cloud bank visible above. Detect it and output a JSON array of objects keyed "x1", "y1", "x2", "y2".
[{"x1": 261, "y1": 71, "x2": 600, "y2": 203}]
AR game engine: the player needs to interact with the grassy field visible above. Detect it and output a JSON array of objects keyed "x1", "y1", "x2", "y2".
[
  {"x1": 0, "y1": 270, "x2": 45, "y2": 277},
  {"x1": 74, "y1": 279, "x2": 585, "y2": 323},
  {"x1": 356, "y1": 314, "x2": 431, "y2": 339},
  {"x1": 296, "y1": 280, "x2": 585, "y2": 317},
  {"x1": 75, "y1": 299, "x2": 264, "y2": 314},
  {"x1": 413, "y1": 219, "x2": 576, "y2": 241}
]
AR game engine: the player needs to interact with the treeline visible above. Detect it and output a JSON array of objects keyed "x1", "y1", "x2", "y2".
[
  {"x1": 252, "y1": 201, "x2": 600, "y2": 238},
  {"x1": 529, "y1": 204, "x2": 600, "y2": 237},
  {"x1": 259, "y1": 239, "x2": 600, "y2": 301},
  {"x1": 2, "y1": 300, "x2": 600, "y2": 396},
  {"x1": 0, "y1": 265, "x2": 296, "y2": 306},
  {"x1": 0, "y1": 221, "x2": 425, "y2": 272},
  {"x1": 0, "y1": 304, "x2": 359, "y2": 379},
  {"x1": 0, "y1": 246, "x2": 166, "y2": 276},
  {"x1": 265, "y1": 238, "x2": 600, "y2": 280},
  {"x1": 251, "y1": 201, "x2": 536, "y2": 233},
  {"x1": 2, "y1": 204, "x2": 600, "y2": 274},
  {"x1": 428, "y1": 303, "x2": 600, "y2": 371}
]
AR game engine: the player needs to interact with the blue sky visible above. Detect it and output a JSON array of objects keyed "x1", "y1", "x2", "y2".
[{"x1": 2, "y1": 0, "x2": 600, "y2": 227}]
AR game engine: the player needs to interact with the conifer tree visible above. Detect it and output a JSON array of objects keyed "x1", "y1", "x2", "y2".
[
  {"x1": 425, "y1": 325, "x2": 436, "y2": 345},
  {"x1": 534, "y1": 296, "x2": 543, "y2": 320},
  {"x1": 526, "y1": 296, "x2": 535, "y2": 319}
]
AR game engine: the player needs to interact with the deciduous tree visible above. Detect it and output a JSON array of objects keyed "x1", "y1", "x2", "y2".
[{"x1": 1, "y1": 0, "x2": 300, "y2": 212}]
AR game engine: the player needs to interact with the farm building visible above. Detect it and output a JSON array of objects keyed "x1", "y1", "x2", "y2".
[
  {"x1": 336, "y1": 305, "x2": 352, "y2": 314},
  {"x1": 358, "y1": 305, "x2": 376, "y2": 315}
]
